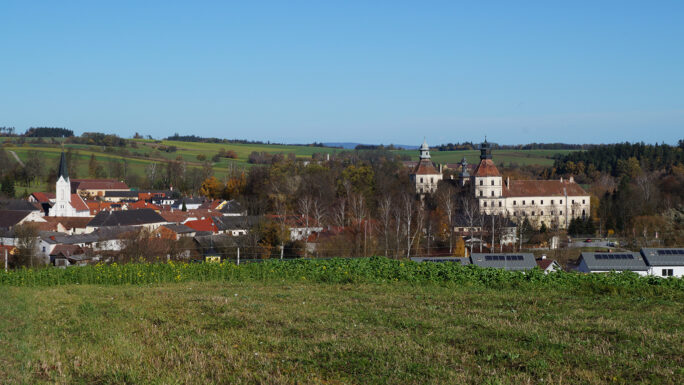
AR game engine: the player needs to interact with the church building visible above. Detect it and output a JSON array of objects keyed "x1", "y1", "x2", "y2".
[
  {"x1": 409, "y1": 140, "x2": 443, "y2": 194},
  {"x1": 49, "y1": 152, "x2": 90, "y2": 217},
  {"x1": 467, "y1": 140, "x2": 590, "y2": 229}
]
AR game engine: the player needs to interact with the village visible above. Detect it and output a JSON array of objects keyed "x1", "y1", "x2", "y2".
[{"x1": 1, "y1": 142, "x2": 682, "y2": 279}]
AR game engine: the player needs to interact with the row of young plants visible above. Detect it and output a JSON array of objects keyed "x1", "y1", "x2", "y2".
[{"x1": 0, "y1": 257, "x2": 682, "y2": 294}]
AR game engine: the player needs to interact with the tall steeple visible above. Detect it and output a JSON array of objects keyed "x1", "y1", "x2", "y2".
[
  {"x1": 419, "y1": 139, "x2": 431, "y2": 160},
  {"x1": 58, "y1": 151, "x2": 69, "y2": 180},
  {"x1": 479, "y1": 138, "x2": 492, "y2": 160}
]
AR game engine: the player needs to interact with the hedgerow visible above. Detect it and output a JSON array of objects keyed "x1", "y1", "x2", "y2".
[{"x1": 1, "y1": 257, "x2": 682, "y2": 295}]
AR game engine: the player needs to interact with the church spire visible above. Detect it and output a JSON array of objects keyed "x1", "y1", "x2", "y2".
[{"x1": 58, "y1": 151, "x2": 69, "y2": 180}]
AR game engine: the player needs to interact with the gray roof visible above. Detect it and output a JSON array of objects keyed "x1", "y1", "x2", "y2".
[
  {"x1": 640, "y1": 248, "x2": 684, "y2": 267},
  {"x1": 579, "y1": 252, "x2": 648, "y2": 271},
  {"x1": 163, "y1": 224, "x2": 196, "y2": 234},
  {"x1": 104, "y1": 191, "x2": 137, "y2": 198},
  {"x1": 411, "y1": 257, "x2": 471, "y2": 265},
  {"x1": 470, "y1": 253, "x2": 537, "y2": 271},
  {"x1": 87, "y1": 209, "x2": 166, "y2": 227},
  {"x1": 0, "y1": 199, "x2": 42, "y2": 212},
  {"x1": 214, "y1": 215, "x2": 261, "y2": 231},
  {"x1": 220, "y1": 200, "x2": 246, "y2": 214},
  {"x1": 0, "y1": 210, "x2": 31, "y2": 229}
]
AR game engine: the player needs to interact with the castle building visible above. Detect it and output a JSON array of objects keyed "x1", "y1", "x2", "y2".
[
  {"x1": 470, "y1": 140, "x2": 589, "y2": 229},
  {"x1": 49, "y1": 152, "x2": 90, "y2": 217},
  {"x1": 409, "y1": 140, "x2": 443, "y2": 194}
]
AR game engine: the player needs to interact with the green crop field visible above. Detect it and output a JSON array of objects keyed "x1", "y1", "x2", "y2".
[{"x1": 1, "y1": 258, "x2": 682, "y2": 384}]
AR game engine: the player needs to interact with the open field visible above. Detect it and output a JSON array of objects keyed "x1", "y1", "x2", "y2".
[{"x1": 1, "y1": 279, "x2": 682, "y2": 384}]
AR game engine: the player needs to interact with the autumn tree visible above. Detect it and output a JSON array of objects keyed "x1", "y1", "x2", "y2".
[{"x1": 199, "y1": 176, "x2": 223, "y2": 199}]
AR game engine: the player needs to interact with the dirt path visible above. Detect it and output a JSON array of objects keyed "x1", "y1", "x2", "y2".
[{"x1": 8, "y1": 150, "x2": 24, "y2": 167}]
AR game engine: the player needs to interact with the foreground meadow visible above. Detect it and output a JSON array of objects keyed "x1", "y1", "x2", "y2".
[{"x1": 1, "y1": 278, "x2": 682, "y2": 384}]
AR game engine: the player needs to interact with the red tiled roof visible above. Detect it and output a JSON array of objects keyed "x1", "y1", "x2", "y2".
[
  {"x1": 473, "y1": 159, "x2": 501, "y2": 177},
  {"x1": 184, "y1": 217, "x2": 218, "y2": 233},
  {"x1": 70, "y1": 194, "x2": 89, "y2": 211},
  {"x1": 412, "y1": 159, "x2": 440, "y2": 175},
  {"x1": 50, "y1": 244, "x2": 85, "y2": 257},
  {"x1": 536, "y1": 259, "x2": 558, "y2": 270},
  {"x1": 71, "y1": 179, "x2": 129, "y2": 191},
  {"x1": 31, "y1": 192, "x2": 55, "y2": 203},
  {"x1": 503, "y1": 180, "x2": 588, "y2": 198},
  {"x1": 128, "y1": 201, "x2": 161, "y2": 210}
]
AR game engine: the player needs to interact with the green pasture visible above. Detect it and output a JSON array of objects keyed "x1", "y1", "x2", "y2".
[{"x1": 0, "y1": 258, "x2": 682, "y2": 384}]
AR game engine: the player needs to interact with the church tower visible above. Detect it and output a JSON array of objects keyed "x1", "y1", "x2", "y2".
[{"x1": 51, "y1": 152, "x2": 73, "y2": 216}]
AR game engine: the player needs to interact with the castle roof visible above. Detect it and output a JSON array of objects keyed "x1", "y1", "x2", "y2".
[
  {"x1": 412, "y1": 159, "x2": 440, "y2": 175},
  {"x1": 502, "y1": 180, "x2": 588, "y2": 197},
  {"x1": 473, "y1": 159, "x2": 501, "y2": 177}
]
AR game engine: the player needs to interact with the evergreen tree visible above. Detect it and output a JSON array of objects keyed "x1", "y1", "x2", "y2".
[{"x1": 1, "y1": 175, "x2": 15, "y2": 197}]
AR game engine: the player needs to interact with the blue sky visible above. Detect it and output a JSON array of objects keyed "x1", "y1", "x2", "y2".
[{"x1": 1, "y1": 1, "x2": 683, "y2": 145}]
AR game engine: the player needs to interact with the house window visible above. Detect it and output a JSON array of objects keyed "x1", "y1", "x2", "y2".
[
  {"x1": 513, "y1": 201, "x2": 516, "y2": 206},
  {"x1": 560, "y1": 200, "x2": 563, "y2": 204},
  {"x1": 491, "y1": 191, "x2": 494, "y2": 197},
  {"x1": 491, "y1": 180, "x2": 494, "y2": 186},
  {"x1": 560, "y1": 210, "x2": 563, "y2": 215},
  {"x1": 420, "y1": 178, "x2": 423, "y2": 183},
  {"x1": 551, "y1": 199, "x2": 554, "y2": 204},
  {"x1": 582, "y1": 199, "x2": 586, "y2": 204},
  {"x1": 582, "y1": 209, "x2": 586, "y2": 217},
  {"x1": 532, "y1": 200, "x2": 535, "y2": 205},
  {"x1": 572, "y1": 200, "x2": 575, "y2": 204},
  {"x1": 531, "y1": 211, "x2": 535, "y2": 216},
  {"x1": 522, "y1": 200, "x2": 526, "y2": 205},
  {"x1": 513, "y1": 212, "x2": 517, "y2": 216},
  {"x1": 484, "y1": 202, "x2": 487, "y2": 207},
  {"x1": 499, "y1": 202, "x2": 502, "y2": 207},
  {"x1": 480, "y1": 180, "x2": 483, "y2": 186},
  {"x1": 662, "y1": 269, "x2": 674, "y2": 277},
  {"x1": 479, "y1": 191, "x2": 483, "y2": 197},
  {"x1": 540, "y1": 211, "x2": 544, "y2": 216},
  {"x1": 541, "y1": 200, "x2": 544, "y2": 205},
  {"x1": 431, "y1": 177, "x2": 434, "y2": 183}
]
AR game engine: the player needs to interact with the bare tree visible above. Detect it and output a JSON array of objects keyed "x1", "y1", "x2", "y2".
[
  {"x1": 401, "y1": 193, "x2": 424, "y2": 258},
  {"x1": 298, "y1": 196, "x2": 313, "y2": 257},
  {"x1": 378, "y1": 194, "x2": 393, "y2": 257},
  {"x1": 332, "y1": 198, "x2": 347, "y2": 228},
  {"x1": 460, "y1": 195, "x2": 480, "y2": 256},
  {"x1": 437, "y1": 185, "x2": 457, "y2": 254}
]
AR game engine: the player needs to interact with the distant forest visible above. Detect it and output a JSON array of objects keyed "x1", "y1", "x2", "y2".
[
  {"x1": 0, "y1": 127, "x2": 74, "y2": 137},
  {"x1": 433, "y1": 142, "x2": 590, "y2": 151}
]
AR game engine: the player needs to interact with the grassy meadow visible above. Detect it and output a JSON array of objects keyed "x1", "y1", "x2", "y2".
[
  {"x1": 1, "y1": 281, "x2": 682, "y2": 384},
  {"x1": 0, "y1": 258, "x2": 683, "y2": 384}
]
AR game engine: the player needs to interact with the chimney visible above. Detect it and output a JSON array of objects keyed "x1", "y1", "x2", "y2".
[
  {"x1": 560, "y1": 177, "x2": 563, "y2": 183},
  {"x1": 569, "y1": 176, "x2": 574, "y2": 183}
]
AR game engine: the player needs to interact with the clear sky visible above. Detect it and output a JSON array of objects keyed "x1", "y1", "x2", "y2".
[{"x1": 1, "y1": 1, "x2": 683, "y2": 145}]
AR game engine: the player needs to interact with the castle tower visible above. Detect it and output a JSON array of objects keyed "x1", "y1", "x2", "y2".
[{"x1": 410, "y1": 139, "x2": 442, "y2": 194}]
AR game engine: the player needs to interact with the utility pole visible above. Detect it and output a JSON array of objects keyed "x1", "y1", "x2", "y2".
[
  {"x1": 237, "y1": 248, "x2": 240, "y2": 265},
  {"x1": 4, "y1": 248, "x2": 7, "y2": 272}
]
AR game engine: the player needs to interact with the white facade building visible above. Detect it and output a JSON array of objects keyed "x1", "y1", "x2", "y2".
[
  {"x1": 470, "y1": 140, "x2": 590, "y2": 229},
  {"x1": 409, "y1": 140, "x2": 443, "y2": 194},
  {"x1": 641, "y1": 248, "x2": 684, "y2": 278}
]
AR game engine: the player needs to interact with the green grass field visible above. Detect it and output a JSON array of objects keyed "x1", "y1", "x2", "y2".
[
  {"x1": 1, "y1": 281, "x2": 682, "y2": 384},
  {"x1": 0, "y1": 258, "x2": 682, "y2": 384}
]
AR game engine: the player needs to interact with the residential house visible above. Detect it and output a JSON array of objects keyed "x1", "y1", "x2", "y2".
[
  {"x1": 469, "y1": 253, "x2": 537, "y2": 271},
  {"x1": 640, "y1": 248, "x2": 684, "y2": 278},
  {"x1": 536, "y1": 256, "x2": 562, "y2": 273},
  {"x1": 576, "y1": 252, "x2": 648, "y2": 276},
  {"x1": 86, "y1": 209, "x2": 167, "y2": 232}
]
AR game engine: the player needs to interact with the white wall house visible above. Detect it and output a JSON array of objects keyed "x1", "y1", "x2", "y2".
[
  {"x1": 577, "y1": 252, "x2": 649, "y2": 276},
  {"x1": 641, "y1": 248, "x2": 684, "y2": 278}
]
